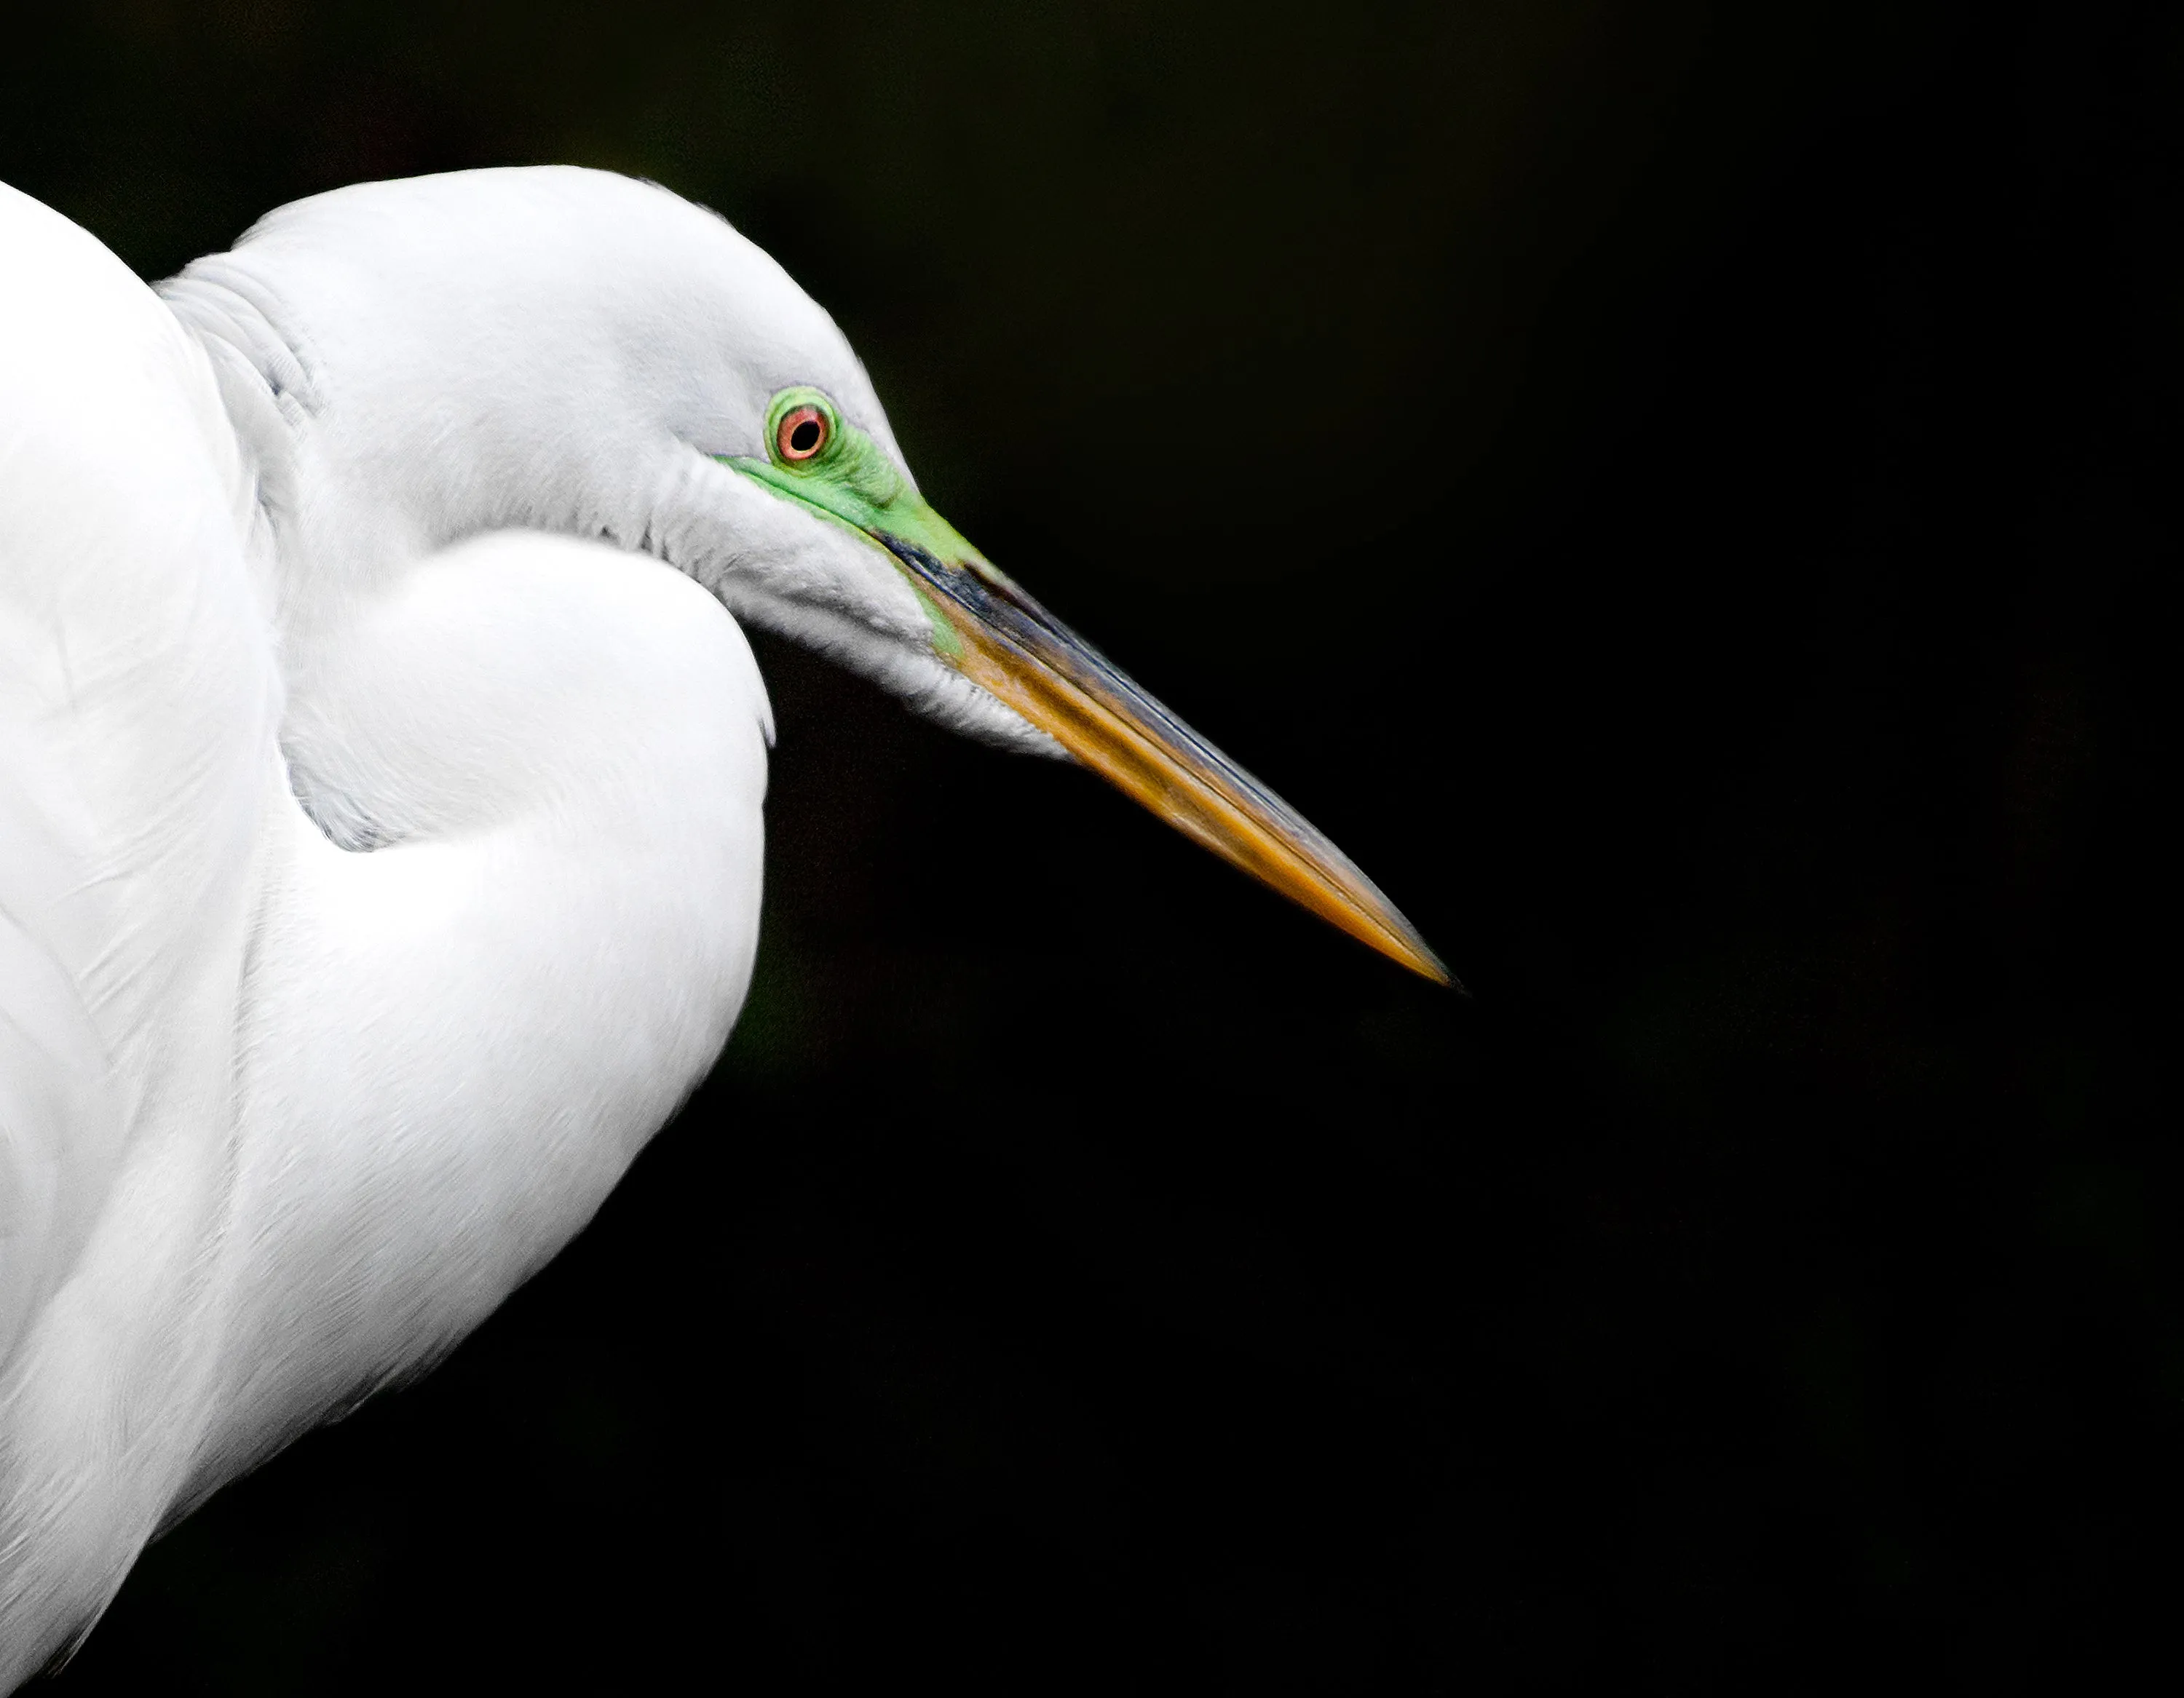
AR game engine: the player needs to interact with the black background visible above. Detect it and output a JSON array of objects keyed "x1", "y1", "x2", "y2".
[{"x1": 4, "y1": 1, "x2": 2180, "y2": 1691}]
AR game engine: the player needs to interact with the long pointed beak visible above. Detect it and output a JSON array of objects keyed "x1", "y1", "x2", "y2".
[{"x1": 878, "y1": 534, "x2": 1452, "y2": 985}]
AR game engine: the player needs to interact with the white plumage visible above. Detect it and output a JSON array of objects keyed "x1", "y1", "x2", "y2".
[
  {"x1": 0, "y1": 167, "x2": 1033, "y2": 1681},
  {"x1": 1, "y1": 164, "x2": 1439, "y2": 1681}
]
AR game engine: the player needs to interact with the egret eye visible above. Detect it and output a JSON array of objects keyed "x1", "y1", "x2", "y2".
[{"x1": 777, "y1": 404, "x2": 828, "y2": 463}]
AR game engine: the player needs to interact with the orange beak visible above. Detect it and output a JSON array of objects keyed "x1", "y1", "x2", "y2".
[{"x1": 880, "y1": 534, "x2": 1452, "y2": 985}]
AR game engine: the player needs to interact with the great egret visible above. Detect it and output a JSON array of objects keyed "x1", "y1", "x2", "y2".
[{"x1": 0, "y1": 165, "x2": 1441, "y2": 1679}]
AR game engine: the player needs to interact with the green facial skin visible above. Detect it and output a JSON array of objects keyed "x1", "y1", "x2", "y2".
[
  {"x1": 721, "y1": 386, "x2": 1005, "y2": 660},
  {"x1": 724, "y1": 400, "x2": 1449, "y2": 985}
]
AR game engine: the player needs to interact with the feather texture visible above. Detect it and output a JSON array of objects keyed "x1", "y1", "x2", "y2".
[{"x1": 0, "y1": 170, "x2": 894, "y2": 1681}]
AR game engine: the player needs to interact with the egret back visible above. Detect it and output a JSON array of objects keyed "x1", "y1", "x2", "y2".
[{"x1": 0, "y1": 181, "x2": 281, "y2": 1668}]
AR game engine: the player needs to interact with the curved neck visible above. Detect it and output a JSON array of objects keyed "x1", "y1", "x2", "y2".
[
  {"x1": 189, "y1": 531, "x2": 775, "y2": 1506},
  {"x1": 0, "y1": 532, "x2": 772, "y2": 1657}
]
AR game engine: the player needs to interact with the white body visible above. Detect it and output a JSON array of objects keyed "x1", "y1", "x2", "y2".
[{"x1": 0, "y1": 171, "x2": 979, "y2": 1678}]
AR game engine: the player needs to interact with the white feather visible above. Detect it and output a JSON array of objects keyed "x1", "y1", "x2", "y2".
[{"x1": 0, "y1": 166, "x2": 1034, "y2": 1683}]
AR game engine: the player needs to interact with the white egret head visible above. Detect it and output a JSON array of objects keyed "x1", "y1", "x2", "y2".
[{"x1": 164, "y1": 166, "x2": 1444, "y2": 980}]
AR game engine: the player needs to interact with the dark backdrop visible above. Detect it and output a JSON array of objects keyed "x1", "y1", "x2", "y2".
[{"x1": 5, "y1": 2, "x2": 2179, "y2": 1691}]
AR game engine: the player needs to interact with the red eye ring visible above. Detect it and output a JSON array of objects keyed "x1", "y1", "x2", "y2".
[{"x1": 777, "y1": 404, "x2": 828, "y2": 462}]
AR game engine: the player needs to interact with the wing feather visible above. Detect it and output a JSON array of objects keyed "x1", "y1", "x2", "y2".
[{"x1": 0, "y1": 180, "x2": 278, "y2": 1396}]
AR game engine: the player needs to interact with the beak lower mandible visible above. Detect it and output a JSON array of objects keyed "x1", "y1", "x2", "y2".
[{"x1": 875, "y1": 523, "x2": 1452, "y2": 986}]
